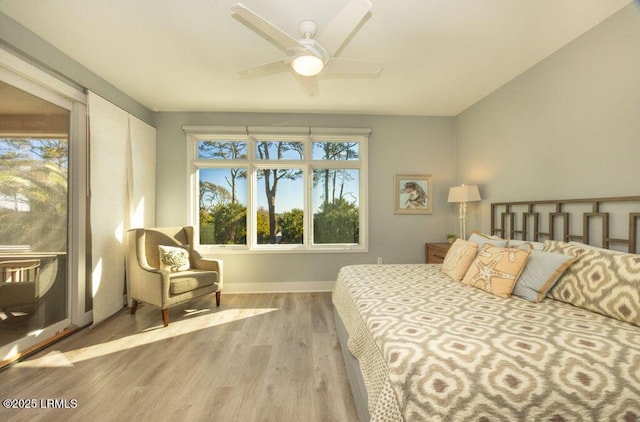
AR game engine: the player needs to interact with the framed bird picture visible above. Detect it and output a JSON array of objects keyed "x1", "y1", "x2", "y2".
[{"x1": 394, "y1": 174, "x2": 433, "y2": 214}]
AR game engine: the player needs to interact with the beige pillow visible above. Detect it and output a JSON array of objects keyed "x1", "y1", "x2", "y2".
[
  {"x1": 158, "y1": 245, "x2": 190, "y2": 272},
  {"x1": 442, "y1": 239, "x2": 478, "y2": 281},
  {"x1": 462, "y1": 244, "x2": 531, "y2": 298}
]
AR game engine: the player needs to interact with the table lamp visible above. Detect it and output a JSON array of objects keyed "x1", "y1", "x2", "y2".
[{"x1": 447, "y1": 184, "x2": 481, "y2": 240}]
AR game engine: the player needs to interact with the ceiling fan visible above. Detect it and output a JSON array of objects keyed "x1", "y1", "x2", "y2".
[{"x1": 231, "y1": 0, "x2": 383, "y2": 96}]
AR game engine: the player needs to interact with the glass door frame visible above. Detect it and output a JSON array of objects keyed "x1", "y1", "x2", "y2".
[{"x1": 0, "y1": 47, "x2": 89, "y2": 362}]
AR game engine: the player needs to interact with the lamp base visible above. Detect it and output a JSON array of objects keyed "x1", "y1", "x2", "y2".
[{"x1": 458, "y1": 202, "x2": 468, "y2": 240}]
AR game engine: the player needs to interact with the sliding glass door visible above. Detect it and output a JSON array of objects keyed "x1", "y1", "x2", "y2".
[{"x1": 0, "y1": 74, "x2": 77, "y2": 361}]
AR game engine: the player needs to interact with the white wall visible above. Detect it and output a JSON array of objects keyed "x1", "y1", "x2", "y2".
[
  {"x1": 155, "y1": 112, "x2": 457, "y2": 289},
  {"x1": 455, "y1": 4, "x2": 640, "y2": 234}
]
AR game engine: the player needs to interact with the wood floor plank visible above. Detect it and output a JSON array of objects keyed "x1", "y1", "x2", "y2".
[{"x1": 0, "y1": 293, "x2": 358, "y2": 422}]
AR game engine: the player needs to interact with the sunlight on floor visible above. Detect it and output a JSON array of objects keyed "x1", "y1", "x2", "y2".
[
  {"x1": 1, "y1": 327, "x2": 51, "y2": 361},
  {"x1": 14, "y1": 307, "x2": 278, "y2": 368}
]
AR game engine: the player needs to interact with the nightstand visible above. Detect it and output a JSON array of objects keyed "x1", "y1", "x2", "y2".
[{"x1": 425, "y1": 242, "x2": 452, "y2": 264}]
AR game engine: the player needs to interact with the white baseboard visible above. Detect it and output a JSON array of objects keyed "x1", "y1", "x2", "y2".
[{"x1": 223, "y1": 280, "x2": 335, "y2": 294}]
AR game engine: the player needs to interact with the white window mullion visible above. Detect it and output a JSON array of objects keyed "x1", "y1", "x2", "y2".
[
  {"x1": 305, "y1": 162, "x2": 313, "y2": 248},
  {"x1": 305, "y1": 135, "x2": 312, "y2": 248},
  {"x1": 359, "y1": 137, "x2": 369, "y2": 252},
  {"x1": 247, "y1": 135, "x2": 255, "y2": 248},
  {"x1": 186, "y1": 134, "x2": 197, "y2": 228},
  {"x1": 247, "y1": 163, "x2": 256, "y2": 249}
]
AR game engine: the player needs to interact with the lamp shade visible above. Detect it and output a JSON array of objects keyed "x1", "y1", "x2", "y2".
[{"x1": 448, "y1": 184, "x2": 481, "y2": 203}]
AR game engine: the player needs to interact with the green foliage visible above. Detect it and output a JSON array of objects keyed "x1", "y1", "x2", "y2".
[
  {"x1": 200, "y1": 202, "x2": 247, "y2": 245},
  {"x1": 313, "y1": 198, "x2": 359, "y2": 244},
  {"x1": 278, "y1": 209, "x2": 304, "y2": 244},
  {"x1": 255, "y1": 207, "x2": 303, "y2": 244},
  {"x1": 256, "y1": 207, "x2": 270, "y2": 244},
  {"x1": 0, "y1": 138, "x2": 68, "y2": 251}
]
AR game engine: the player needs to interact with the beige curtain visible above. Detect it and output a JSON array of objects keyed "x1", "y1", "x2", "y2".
[{"x1": 88, "y1": 92, "x2": 155, "y2": 324}]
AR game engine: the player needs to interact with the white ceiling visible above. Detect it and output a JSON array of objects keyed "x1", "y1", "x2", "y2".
[{"x1": 0, "y1": 0, "x2": 632, "y2": 116}]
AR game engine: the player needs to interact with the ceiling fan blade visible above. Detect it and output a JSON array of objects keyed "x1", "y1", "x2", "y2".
[
  {"x1": 323, "y1": 57, "x2": 383, "y2": 78},
  {"x1": 231, "y1": 3, "x2": 301, "y2": 53},
  {"x1": 294, "y1": 74, "x2": 319, "y2": 96},
  {"x1": 238, "y1": 59, "x2": 291, "y2": 79},
  {"x1": 317, "y1": 0, "x2": 372, "y2": 56}
]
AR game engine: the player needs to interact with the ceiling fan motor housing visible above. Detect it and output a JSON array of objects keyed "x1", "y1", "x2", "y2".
[{"x1": 298, "y1": 20, "x2": 317, "y2": 39}]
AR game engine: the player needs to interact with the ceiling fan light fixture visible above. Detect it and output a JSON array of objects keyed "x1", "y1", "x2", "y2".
[{"x1": 291, "y1": 55, "x2": 325, "y2": 77}]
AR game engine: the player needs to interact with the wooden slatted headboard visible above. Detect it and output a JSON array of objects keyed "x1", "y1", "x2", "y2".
[{"x1": 491, "y1": 196, "x2": 640, "y2": 253}]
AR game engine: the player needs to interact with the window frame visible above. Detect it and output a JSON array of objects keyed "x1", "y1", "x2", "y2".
[{"x1": 185, "y1": 126, "x2": 369, "y2": 253}]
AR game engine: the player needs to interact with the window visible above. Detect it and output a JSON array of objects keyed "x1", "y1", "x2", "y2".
[
  {"x1": 197, "y1": 140, "x2": 248, "y2": 245},
  {"x1": 186, "y1": 127, "x2": 369, "y2": 252}
]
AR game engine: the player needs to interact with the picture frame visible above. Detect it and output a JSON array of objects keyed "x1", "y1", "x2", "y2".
[{"x1": 394, "y1": 174, "x2": 433, "y2": 214}]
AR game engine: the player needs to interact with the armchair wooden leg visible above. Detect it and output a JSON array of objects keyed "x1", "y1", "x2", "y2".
[
  {"x1": 161, "y1": 309, "x2": 169, "y2": 327},
  {"x1": 216, "y1": 291, "x2": 221, "y2": 307},
  {"x1": 131, "y1": 300, "x2": 139, "y2": 315}
]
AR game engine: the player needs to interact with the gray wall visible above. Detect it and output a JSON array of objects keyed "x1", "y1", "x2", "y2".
[
  {"x1": 455, "y1": 4, "x2": 640, "y2": 234},
  {"x1": 0, "y1": 12, "x2": 154, "y2": 126},
  {"x1": 156, "y1": 112, "x2": 457, "y2": 286}
]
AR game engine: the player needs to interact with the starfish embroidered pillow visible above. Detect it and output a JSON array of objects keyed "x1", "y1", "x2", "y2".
[
  {"x1": 442, "y1": 239, "x2": 479, "y2": 281},
  {"x1": 462, "y1": 244, "x2": 531, "y2": 298}
]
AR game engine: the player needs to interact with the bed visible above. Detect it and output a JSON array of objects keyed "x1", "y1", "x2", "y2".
[{"x1": 332, "y1": 196, "x2": 640, "y2": 421}]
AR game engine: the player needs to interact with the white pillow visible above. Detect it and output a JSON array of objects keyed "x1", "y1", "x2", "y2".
[{"x1": 158, "y1": 245, "x2": 190, "y2": 272}]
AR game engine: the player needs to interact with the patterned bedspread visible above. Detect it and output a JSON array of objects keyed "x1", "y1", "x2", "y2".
[{"x1": 332, "y1": 264, "x2": 640, "y2": 422}]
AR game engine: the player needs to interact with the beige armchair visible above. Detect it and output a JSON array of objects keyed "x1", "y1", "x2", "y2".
[{"x1": 126, "y1": 226, "x2": 223, "y2": 326}]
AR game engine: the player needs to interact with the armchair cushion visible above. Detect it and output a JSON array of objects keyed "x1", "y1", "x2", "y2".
[
  {"x1": 169, "y1": 270, "x2": 217, "y2": 295},
  {"x1": 158, "y1": 245, "x2": 190, "y2": 272}
]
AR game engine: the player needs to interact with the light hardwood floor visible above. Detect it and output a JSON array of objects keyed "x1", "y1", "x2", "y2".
[{"x1": 0, "y1": 293, "x2": 358, "y2": 422}]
